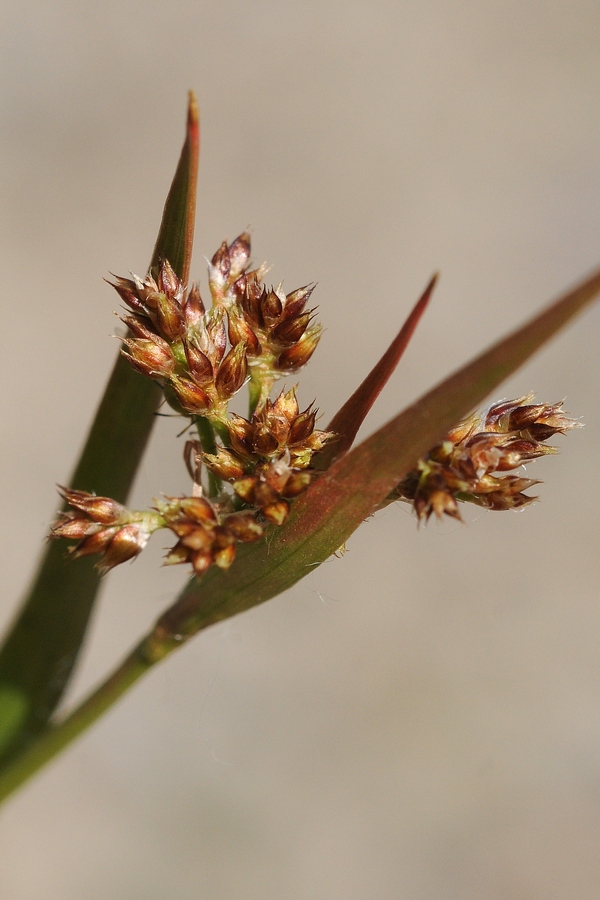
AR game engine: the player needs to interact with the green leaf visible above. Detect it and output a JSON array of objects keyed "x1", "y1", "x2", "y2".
[
  {"x1": 0, "y1": 93, "x2": 200, "y2": 764},
  {"x1": 155, "y1": 265, "x2": 600, "y2": 639}
]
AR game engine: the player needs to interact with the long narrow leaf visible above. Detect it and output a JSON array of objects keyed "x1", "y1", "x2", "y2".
[
  {"x1": 0, "y1": 94, "x2": 200, "y2": 762},
  {"x1": 155, "y1": 266, "x2": 600, "y2": 639},
  {"x1": 315, "y1": 274, "x2": 437, "y2": 469}
]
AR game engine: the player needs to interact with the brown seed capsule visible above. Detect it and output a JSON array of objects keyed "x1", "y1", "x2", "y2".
[
  {"x1": 214, "y1": 544, "x2": 237, "y2": 570},
  {"x1": 228, "y1": 309, "x2": 261, "y2": 356},
  {"x1": 153, "y1": 292, "x2": 186, "y2": 342},
  {"x1": 276, "y1": 325, "x2": 322, "y2": 372},
  {"x1": 157, "y1": 258, "x2": 181, "y2": 297},
  {"x1": 184, "y1": 341, "x2": 213, "y2": 383},
  {"x1": 215, "y1": 342, "x2": 248, "y2": 400},
  {"x1": 203, "y1": 448, "x2": 247, "y2": 480},
  {"x1": 169, "y1": 376, "x2": 211, "y2": 413},
  {"x1": 183, "y1": 282, "x2": 205, "y2": 327},
  {"x1": 211, "y1": 241, "x2": 231, "y2": 279},
  {"x1": 179, "y1": 496, "x2": 217, "y2": 524},
  {"x1": 50, "y1": 514, "x2": 101, "y2": 540},
  {"x1": 121, "y1": 338, "x2": 176, "y2": 378},
  {"x1": 273, "y1": 311, "x2": 312, "y2": 344},
  {"x1": 58, "y1": 487, "x2": 127, "y2": 524},
  {"x1": 223, "y1": 511, "x2": 264, "y2": 542},
  {"x1": 100, "y1": 524, "x2": 148, "y2": 570},
  {"x1": 281, "y1": 285, "x2": 315, "y2": 320},
  {"x1": 261, "y1": 289, "x2": 283, "y2": 327},
  {"x1": 261, "y1": 500, "x2": 290, "y2": 526}
]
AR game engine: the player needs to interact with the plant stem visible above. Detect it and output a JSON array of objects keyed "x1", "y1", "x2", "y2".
[
  {"x1": 0, "y1": 632, "x2": 180, "y2": 806},
  {"x1": 193, "y1": 416, "x2": 221, "y2": 497}
]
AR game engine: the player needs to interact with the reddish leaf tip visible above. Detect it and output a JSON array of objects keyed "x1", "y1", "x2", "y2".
[{"x1": 315, "y1": 273, "x2": 438, "y2": 469}]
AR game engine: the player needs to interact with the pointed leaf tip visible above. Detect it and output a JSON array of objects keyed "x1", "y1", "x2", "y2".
[
  {"x1": 150, "y1": 92, "x2": 200, "y2": 285},
  {"x1": 315, "y1": 273, "x2": 437, "y2": 469}
]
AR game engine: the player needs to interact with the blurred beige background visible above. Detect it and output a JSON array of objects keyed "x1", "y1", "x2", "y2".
[{"x1": 1, "y1": 1, "x2": 600, "y2": 897}]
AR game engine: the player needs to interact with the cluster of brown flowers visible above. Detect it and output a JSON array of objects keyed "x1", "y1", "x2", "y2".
[
  {"x1": 51, "y1": 488, "x2": 162, "y2": 573},
  {"x1": 111, "y1": 232, "x2": 321, "y2": 422},
  {"x1": 52, "y1": 234, "x2": 332, "y2": 575},
  {"x1": 394, "y1": 395, "x2": 579, "y2": 521}
]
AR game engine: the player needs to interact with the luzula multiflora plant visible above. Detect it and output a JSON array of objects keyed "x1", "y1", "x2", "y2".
[
  {"x1": 51, "y1": 240, "x2": 579, "y2": 576},
  {"x1": 1, "y1": 92, "x2": 599, "y2": 804}
]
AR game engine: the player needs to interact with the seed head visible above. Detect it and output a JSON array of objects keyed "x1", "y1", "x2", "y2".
[
  {"x1": 395, "y1": 397, "x2": 579, "y2": 522},
  {"x1": 51, "y1": 488, "x2": 158, "y2": 572}
]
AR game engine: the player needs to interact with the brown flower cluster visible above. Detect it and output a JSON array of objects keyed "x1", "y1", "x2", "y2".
[
  {"x1": 394, "y1": 396, "x2": 579, "y2": 521},
  {"x1": 157, "y1": 496, "x2": 264, "y2": 576},
  {"x1": 50, "y1": 487, "x2": 161, "y2": 572},
  {"x1": 111, "y1": 232, "x2": 321, "y2": 422},
  {"x1": 204, "y1": 387, "x2": 331, "y2": 525},
  {"x1": 52, "y1": 235, "x2": 332, "y2": 577}
]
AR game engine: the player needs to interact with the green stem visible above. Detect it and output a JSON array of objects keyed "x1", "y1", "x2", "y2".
[
  {"x1": 0, "y1": 632, "x2": 180, "y2": 807},
  {"x1": 248, "y1": 373, "x2": 263, "y2": 416},
  {"x1": 193, "y1": 416, "x2": 221, "y2": 498}
]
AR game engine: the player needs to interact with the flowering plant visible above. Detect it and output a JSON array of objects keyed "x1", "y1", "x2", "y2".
[{"x1": 0, "y1": 93, "x2": 597, "y2": 803}]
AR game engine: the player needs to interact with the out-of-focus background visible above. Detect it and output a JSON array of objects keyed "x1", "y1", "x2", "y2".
[{"x1": 1, "y1": 2, "x2": 600, "y2": 897}]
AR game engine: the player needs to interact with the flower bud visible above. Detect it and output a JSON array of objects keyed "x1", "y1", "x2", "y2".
[
  {"x1": 282, "y1": 470, "x2": 312, "y2": 497},
  {"x1": 206, "y1": 312, "x2": 227, "y2": 363},
  {"x1": 227, "y1": 232, "x2": 251, "y2": 281},
  {"x1": 211, "y1": 241, "x2": 230, "y2": 279},
  {"x1": 71, "y1": 528, "x2": 117, "y2": 559},
  {"x1": 190, "y1": 550, "x2": 214, "y2": 576},
  {"x1": 223, "y1": 512, "x2": 264, "y2": 542},
  {"x1": 50, "y1": 514, "x2": 100, "y2": 540},
  {"x1": 183, "y1": 282, "x2": 205, "y2": 328},
  {"x1": 108, "y1": 275, "x2": 146, "y2": 314},
  {"x1": 120, "y1": 315, "x2": 161, "y2": 341},
  {"x1": 181, "y1": 527, "x2": 214, "y2": 552},
  {"x1": 232, "y1": 476, "x2": 256, "y2": 503},
  {"x1": 214, "y1": 544, "x2": 237, "y2": 569},
  {"x1": 157, "y1": 258, "x2": 182, "y2": 298},
  {"x1": 272, "y1": 388, "x2": 299, "y2": 422}
]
